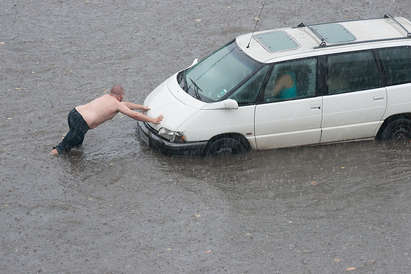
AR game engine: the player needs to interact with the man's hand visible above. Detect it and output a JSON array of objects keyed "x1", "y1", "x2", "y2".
[
  {"x1": 118, "y1": 102, "x2": 162, "y2": 124},
  {"x1": 140, "y1": 105, "x2": 150, "y2": 112},
  {"x1": 151, "y1": 115, "x2": 164, "y2": 124}
]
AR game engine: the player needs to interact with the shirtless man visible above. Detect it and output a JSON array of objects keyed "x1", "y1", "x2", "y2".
[{"x1": 50, "y1": 85, "x2": 163, "y2": 155}]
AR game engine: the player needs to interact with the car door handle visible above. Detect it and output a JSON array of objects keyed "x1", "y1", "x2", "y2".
[
  {"x1": 373, "y1": 96, "x2": 384, "y2": 101},
  {"x1": 310, "y1": 106, "x2": 321, "y2": 109}
]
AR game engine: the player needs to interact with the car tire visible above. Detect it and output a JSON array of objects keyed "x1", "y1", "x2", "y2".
[
  {"x1": 380, "y1": 118, "x2": 411, "y2": 141},
  {"x1": 205, "y1": 137, "x2": 247, "y2": 156}
]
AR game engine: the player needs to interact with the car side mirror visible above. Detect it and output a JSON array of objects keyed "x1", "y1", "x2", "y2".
[{"x1": 223, "y1": 99, "x2": 238, "y2": 110}]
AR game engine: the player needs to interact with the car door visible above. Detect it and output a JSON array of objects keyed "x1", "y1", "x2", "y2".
[
  {"x1": 223, "y1": 65, "x2": 272, "y2": 148},
  {"x1": 321, "y1": 50, "x2": 387, "y2": 143},
  {"x1": 254, "y1": 57, "x2": 323, "y2": 149}
]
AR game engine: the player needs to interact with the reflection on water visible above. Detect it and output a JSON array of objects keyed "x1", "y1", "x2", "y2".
[
  {"x1": 154, "y1": 140, "x2": 408, "y2": 181},
  {"x1": 147, "y1": 140, "x2": 411, "y2": 202},
  {"x1": 137, "y1": 140, "x2": 411, "y2": 235}
]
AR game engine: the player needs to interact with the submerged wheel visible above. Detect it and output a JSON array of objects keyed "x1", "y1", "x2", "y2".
[
  {"x1": 381, "y1": 118, "x2": 411, "y2": 141},
  {"x1": 205, "y1": 137, "x2": 248, "y2": 156}
]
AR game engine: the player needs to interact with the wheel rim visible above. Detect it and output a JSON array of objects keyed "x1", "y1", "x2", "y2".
[
  {"x1": 392, "y1": 122, "x2": 410, "y2": 141},
  {"x1": 216, "y1": 146, "x2": 233, "y2": 155},
  {"x1": 207, "y1": 138, "x2": 245, "y2": 156}
]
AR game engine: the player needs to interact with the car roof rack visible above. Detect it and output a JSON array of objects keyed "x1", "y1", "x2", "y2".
[
  {"x1": 297, "y1": 22, "x2": 327, "y2": 47},
  {"x1": 296, "y1": 14, "x2": 411, "y2": 49},
  {"x1": 384, "y1": 14, "x2": 411, "y2": 37}
]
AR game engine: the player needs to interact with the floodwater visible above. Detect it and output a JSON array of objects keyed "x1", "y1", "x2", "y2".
[{"x1": 1, "y1": 0, "x2": 411, "y2": 273}]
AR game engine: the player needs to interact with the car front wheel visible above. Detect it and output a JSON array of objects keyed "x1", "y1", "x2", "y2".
[{"x1": 204, "y1": 137, "x2": 248, "y2": 156}]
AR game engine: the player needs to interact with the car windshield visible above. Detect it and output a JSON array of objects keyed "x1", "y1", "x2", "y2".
[{"x1": 179, "y1": 41, "x2": 261, "y2": 102}]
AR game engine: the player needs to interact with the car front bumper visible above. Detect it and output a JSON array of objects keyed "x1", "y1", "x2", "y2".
[{"x1": 137, "y1": 121, "x2": 208, "y2": 155}]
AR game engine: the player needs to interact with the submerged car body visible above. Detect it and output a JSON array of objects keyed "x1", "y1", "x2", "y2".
[{"x1": 138, "y1": 15, "x2": 411, "y2": 155}]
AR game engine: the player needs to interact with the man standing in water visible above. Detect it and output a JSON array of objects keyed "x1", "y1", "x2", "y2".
[{"x1": 51, "y1": 85, "x2": 163, "y2": 155}]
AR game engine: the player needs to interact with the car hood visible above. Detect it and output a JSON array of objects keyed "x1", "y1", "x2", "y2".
[{"x1": 143, "y1": 73, "x2": 202, "y2": 131}]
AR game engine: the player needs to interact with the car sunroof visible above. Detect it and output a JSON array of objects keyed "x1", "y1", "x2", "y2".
[
  {"x1": 310, "y1": 23, "x2": 356, "y2": 44},
  {"x1": 254, "y1": 31, "x2": 299, "y2": 52}
]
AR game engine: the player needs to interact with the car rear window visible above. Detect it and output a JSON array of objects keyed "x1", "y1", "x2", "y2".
[{"x1": 378, "y1": 46, "x2": 411, "y2": 86}]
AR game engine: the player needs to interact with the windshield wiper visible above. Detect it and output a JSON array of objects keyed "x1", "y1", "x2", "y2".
[
  {"x1": 188, "y1": 77, "x2": 202, "y2": 100},
  {"x1": 181, "y1": 71, "x2": 188, "y2": 91}
]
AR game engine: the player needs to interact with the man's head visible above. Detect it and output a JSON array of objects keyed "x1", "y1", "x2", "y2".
[{"x1": 110, "y1": 85, "x2": 125, "y2": 101}]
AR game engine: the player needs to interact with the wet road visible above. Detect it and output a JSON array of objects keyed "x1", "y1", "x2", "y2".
[{"x1": 1, "y1": 0, "x2": 411, "y2": 273}]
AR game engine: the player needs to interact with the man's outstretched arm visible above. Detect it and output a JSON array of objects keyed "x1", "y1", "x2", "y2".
[
  {"x1": 118, "y1": 103, "x2": 163, "y2": 124},
  {"x1": 123, "y1": 102, "x2": 150, "y2": 111}
]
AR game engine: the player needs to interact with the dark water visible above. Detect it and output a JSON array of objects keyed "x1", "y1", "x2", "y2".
[{"x1": 1, "y1": 1, "x2": 411, "y2": 273}]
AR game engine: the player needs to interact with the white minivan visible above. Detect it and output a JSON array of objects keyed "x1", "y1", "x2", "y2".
[{"x1": 138, "y1": 15, "x2": 411, "y2": 155}]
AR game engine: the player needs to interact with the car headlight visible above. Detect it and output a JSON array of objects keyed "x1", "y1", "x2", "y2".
[{"x1": 158, "y1": 127, "x2": 185, "y2": 143}]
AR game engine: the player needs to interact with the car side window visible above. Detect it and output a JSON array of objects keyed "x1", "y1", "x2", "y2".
[
  {"x1": 229, "y1": 65, "x2": 270, "y2": 105},
  {"x1": 326, "y1": 50, "x2": 382, "y2": 95},
  {"x1": 378, "y1": 46, "x2": 411, "y2": 86},
  {"x1": 263, "y1": 57, "x2": 317, "y2": 103}
]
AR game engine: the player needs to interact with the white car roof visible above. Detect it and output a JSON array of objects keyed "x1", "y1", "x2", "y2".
[{"x1": 237, "y1": 16, "x2": 411, "y2": 63}]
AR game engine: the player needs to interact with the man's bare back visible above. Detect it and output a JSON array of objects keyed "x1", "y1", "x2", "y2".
[
  {"x1": 76, "y1": 94, "x2": 121, "y2": 129},
  {"x1": 51, "y1": 85, "x2": 163, "y2": 155}
]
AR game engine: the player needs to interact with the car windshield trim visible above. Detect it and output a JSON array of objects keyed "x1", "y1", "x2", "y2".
[{"x1": 179, "y1": 41, "x2": 262, "y2": 102}]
